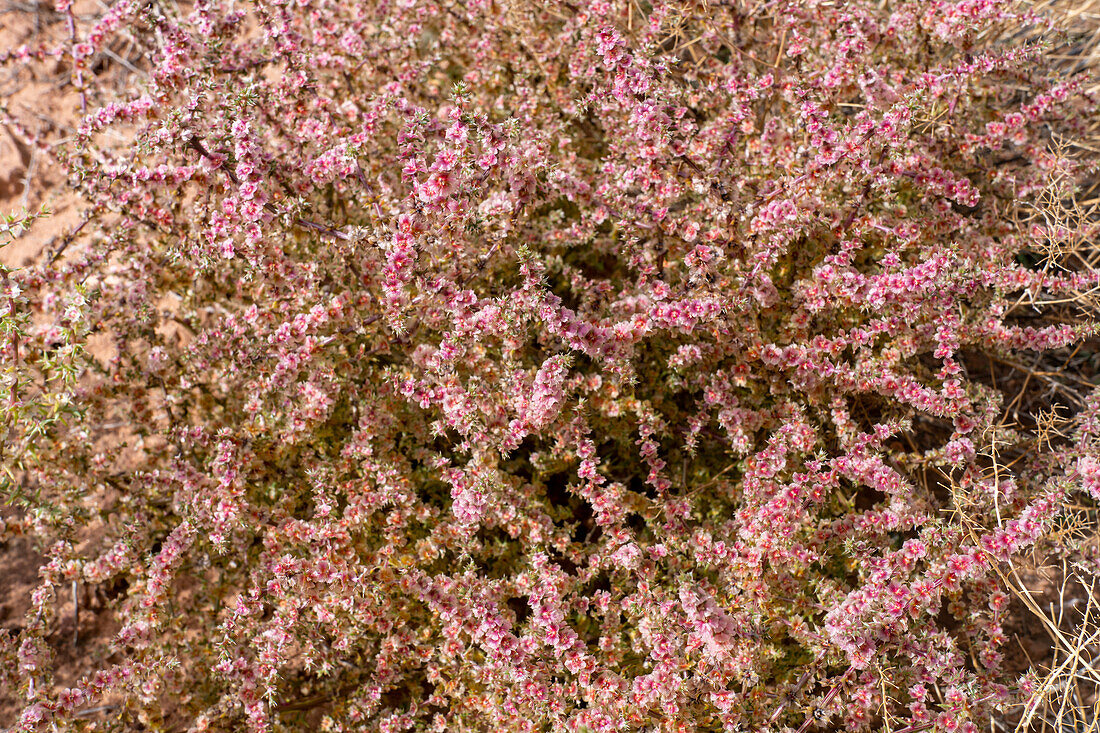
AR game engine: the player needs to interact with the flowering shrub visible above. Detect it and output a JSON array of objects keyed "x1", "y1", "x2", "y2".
[{"x1": 2, "y1": 0, "x2": 1100, "y2": 730}]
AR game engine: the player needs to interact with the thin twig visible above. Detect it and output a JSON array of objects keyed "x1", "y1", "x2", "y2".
[{"x1": 72, "y1": 580, "x2": 79, "y2": 646}]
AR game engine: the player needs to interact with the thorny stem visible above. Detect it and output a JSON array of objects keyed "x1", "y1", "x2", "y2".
[
  {"x1": 187, "y1": 137, "x2": 352, "y2": 241},
  {"x1": 65, "y1": 5, "x2": 87, "y2": 116}
]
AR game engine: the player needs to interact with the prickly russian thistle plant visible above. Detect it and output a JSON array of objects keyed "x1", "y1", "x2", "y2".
[{"x1": 2, "y1": 0, "x2": 1100, "y2": 731}]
